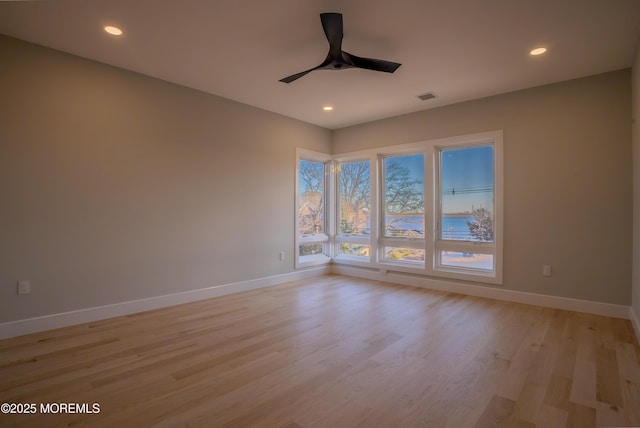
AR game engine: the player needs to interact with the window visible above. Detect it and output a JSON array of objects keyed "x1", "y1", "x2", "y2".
[
  {"x1": 381, "y1": 153, "x2": 425, "y2": 265},
  {"x1": 437, "y1": 145, "x2": 496, "y2": 274},
  {"x1": 296, "y1": 151, "x2": 331, "y2": 267},
  {"x1": 336, "y1": 159, "x2": 371, "y2": 259},
  {"x1": 295, "y1": 131, "x2": 502, "y2": 284}
]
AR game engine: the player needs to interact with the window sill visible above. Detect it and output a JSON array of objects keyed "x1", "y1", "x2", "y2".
[
  {"x1": 332, "y1": 257, "x2": 502, "y2": 285},
  {"x1": 296, "y1": 254, "x2": 331, "y2": 269}
]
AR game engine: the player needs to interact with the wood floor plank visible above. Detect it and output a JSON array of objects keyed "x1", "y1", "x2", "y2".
[
  {"x1": 0, "y1": 274, "x2": 638, "y2": 428},
  {"x1": 570, "y1": 359, "x2": 596, "y2": 406},
  {"x1": 566, "y1": 402, "x2": 596, "y2": 428},
  {"x1": 620, "y1": 379, "x2": 640, "y2": 425},
  {"x1": 595, "y1": 345, "x2": 623, "y2": 407},
  {"x1": 615, "y1": 341, "x2": 640, "y2": 383},
  {"x1": 474, "y1": 394, "x2": 535, "y2": 428},
  {"x1": 594, "y1": 400, "x2": 626, "y2": 427},
  {"x1": 543, "y1": 374, "x2": 572, "y2": 411},
  {"x1": 534, "y1": 404, "x2": 568, "y2": 428}
]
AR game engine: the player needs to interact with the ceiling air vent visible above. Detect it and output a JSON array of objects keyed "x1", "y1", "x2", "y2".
[{"x1": 417, "y1": 92, "x2": 437, "y2": 101}]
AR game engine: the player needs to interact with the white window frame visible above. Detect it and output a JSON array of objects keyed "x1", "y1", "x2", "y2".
[
  {"x1": 333, "y1": 157, "x2": 374, "y2": 265},
  {"x1": 378, "y1": 149, "x2": 428, "y2": 270},
  {"x1": 295, "y1": 149, "x2": 332, "y2": 268},
  {"x1": 431, "y1": 134, "x2": 503, "y2": 284},
  {"x1": 295, "y1": 130, "x2": 503, "y2": 284}
]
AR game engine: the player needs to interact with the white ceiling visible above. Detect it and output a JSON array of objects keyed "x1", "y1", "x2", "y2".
[{"x1": 1, "y1": 0, "x2": 639, "y2": 129}]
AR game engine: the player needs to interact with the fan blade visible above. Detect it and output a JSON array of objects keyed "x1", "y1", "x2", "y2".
[
  {"x1": 343, "y1": 51, "x2": 401, "y2": 73},
  {"x1": 320, "y1": 13, "x2": 343, "y2": 51},
  {"x1": 279, "y1": 61, "x2": 327, "y2": 83},
  {"x1": 279, "y1": 69, "x2": 315, "y2": 84}
]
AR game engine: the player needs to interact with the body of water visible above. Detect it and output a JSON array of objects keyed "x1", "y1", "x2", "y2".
[{"x1": 441, "y1": 216, "x2": 475, "y2": 240}]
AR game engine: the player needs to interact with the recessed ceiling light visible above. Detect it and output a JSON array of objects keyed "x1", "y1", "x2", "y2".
[
  {"x1": 323, "y1": 106, "x2": 334, "y2": 111},
  {"x1": 529, "y1": 47, "x2": 547, "y2": 56},
  {"x1": 104, "y1": 25, "x2": 123, "y2": 36}
]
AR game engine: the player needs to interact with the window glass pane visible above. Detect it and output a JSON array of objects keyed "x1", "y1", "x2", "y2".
[
  {"x1": 384, "y1": 247, "x2": 425, "y2": 262},
  {"x1": 338, "y1": 160, "x2": 370, "y2": 235},
  {"x1": 298, "y1": 160, "x2": 325, "y2": 237},
  {"x1": 299, "y1": 243, "x2": 324, "y2": 256},
  {"x1": 440, "y1": 251, "x2": 494, "y2": 270},
  {"x1": 383, "y1": 154, "x2": 424, "y2": 238},
  {"x1": 339, "y1": 243, "x2": 370, "y2": 257},
  {"x1": 440, "y1": 146, "x2": 494, "y2": 242}
]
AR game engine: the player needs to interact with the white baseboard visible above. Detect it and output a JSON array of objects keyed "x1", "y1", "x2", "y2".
[
  {"x1": 2, "y1": 265, "x2": 634, "y2": 342},
  {"x1": 0, "y1": 266, "x2": 330, "y2": 340},
  {"x1": 631, "y1": 307, "x2": 640, "y2": 346},
  {"x1": 332, "y1": 264, "x2": 631, "y2": 320}
]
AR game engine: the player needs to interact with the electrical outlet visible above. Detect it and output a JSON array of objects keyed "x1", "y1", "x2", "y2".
[
  {"x1": 543, "y1": 265, "x2": 552, "y2": 277},
  {"x1": 17, "y1": 280, "x2": 31, "y2": 295},
  {"x1": 279, "y1": 251, "x2": 285, "y2": 261}
]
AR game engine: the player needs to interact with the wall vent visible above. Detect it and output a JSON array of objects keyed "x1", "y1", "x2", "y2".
[{"x1": 417, "y1": 92, "x2": 437, "y2": 101}]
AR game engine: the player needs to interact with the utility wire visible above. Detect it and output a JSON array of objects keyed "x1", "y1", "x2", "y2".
[{"x1": 441, "y1": 186, "x2": 493, "y2": 196}]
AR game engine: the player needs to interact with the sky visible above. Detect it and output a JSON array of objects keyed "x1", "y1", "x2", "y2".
[
  {"x1": 384, "y1": 146, "x2": 494, "y2": 214},
  {"x1": 298, "y1": 160, "x2": 324, "y2": 195},
  {"x1": 440, "y1": 145, "x2": 494, "y2": 214},
  {"x1": 299, "y1": 145, "x2": 494, "y2": 214}
]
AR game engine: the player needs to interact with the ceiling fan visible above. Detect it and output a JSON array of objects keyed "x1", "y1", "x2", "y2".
[{"x1": 279, "y1": 13, "x2": 401, "y2": 84}]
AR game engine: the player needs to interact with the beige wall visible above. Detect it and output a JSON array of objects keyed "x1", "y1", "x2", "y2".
[
  {"x1": 633, "y1": 41, "x2": 640, "y2": 321},
  {"x1": 0, "y1": 36, "x2": 331, "y2": 322},
  {"x1": 334, "y1": 70, "x2": 632, "y2": 305}
]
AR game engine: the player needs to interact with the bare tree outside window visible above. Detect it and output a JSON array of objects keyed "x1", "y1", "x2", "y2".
[
  {"x1": 298, "y1": 160, "x2": 324, "y2": 236},
  {"x1": 338, "y1": 161, "x2": 370, "y2": 235},
  {"x1": 384, "y1": 156, "x2": 424, "y2": 238},
  {"x1": 298, "y1": 160, "x2": 326, "y2": 256}
]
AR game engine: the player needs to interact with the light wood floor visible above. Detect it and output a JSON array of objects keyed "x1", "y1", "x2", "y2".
[{"x1": 1, "y1": 274, "x2": 639, "y2": 428}]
